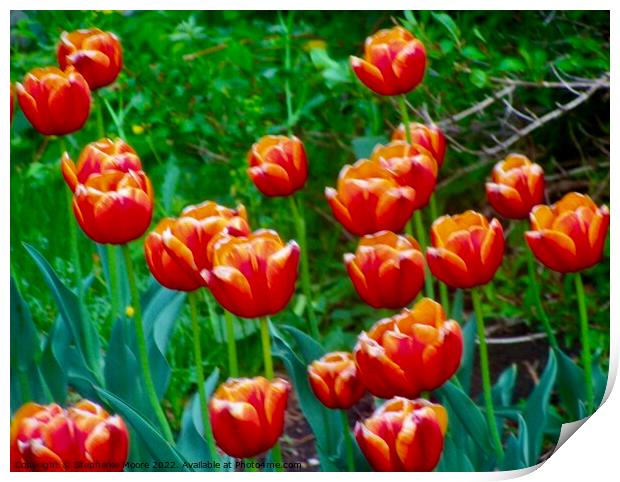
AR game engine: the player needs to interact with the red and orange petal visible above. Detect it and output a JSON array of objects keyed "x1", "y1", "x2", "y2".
[
  {"x1": 17, "y1": 67, "x2": 91, "y2": 136},
  {"x1": 392, "y1": 123, "x2": 447, "y2": 167},
  {"x1": 58, "y1": 28, "x2": 123, "y2": 90},
  {"x1": 307, "y1": 352, "x2": 365, "y2": 409}
]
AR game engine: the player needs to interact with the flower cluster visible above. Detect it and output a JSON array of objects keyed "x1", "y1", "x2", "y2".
[{"x1": 11, "y1": 400, "x2": 129, "y2": 472}]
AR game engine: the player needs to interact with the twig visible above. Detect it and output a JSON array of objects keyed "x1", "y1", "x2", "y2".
[
  {"x1": 490, "y1": 75, "x2": 609, "y2": 90},
  {"x1": 438, "y1": 85, "x2": 515, "y2": 127}
]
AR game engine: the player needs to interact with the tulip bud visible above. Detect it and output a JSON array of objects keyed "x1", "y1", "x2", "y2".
[
  {"x1": 325, "y1": 159, "x2": 416, "y2": 236},
  {"x1": 202, "y1": 229, "x2": 300, "y2": 318},
  {"x1": 16, "y1": 66, "x2": 91, "y2": 136},
  {"x1": 355, "y1": 397, "x2": 447, "y2": 471},
  {"x1": 344, "y1": 230, "x2": 425, "y2": 309},
  {"x1": 525, "y1": 192, "x2": 609, "y2": 273},
  {"x1": 11, "y1": 401, "x2": 129, "y2": 472},
  {"x1": 145, "y1": 202, "x2": 250, "y2": 291},
  {"x1": 57, "y1": 28, "x2": 123, "y2": 90},
  {"x1": 370, "y1": 141, "x2": 438, "y2": 210},
  {"x1": 248, "y1": 135, "x2": 308, "y2": 197},
  {"x1": 391, "y1": 122, "x2": 446, "y2": 168},
  {"x1": 209, "y1": 376, "x2": 290, "y2": 459},
  {"x1": 427, "y1": 210, "x2": 504, "y2": 289},
  {"x1": 354, "y1": 298, "x2": 462, "y2": 399},
  {"x1": 61, "y1": 138, "x2": 142, "y2": 192},
  {"x1": 486, "y1": 154, "x2": 545, "y2": 219},
  {"x1": 307, "y1": 352, "x2": 366, "y2": 409},
  {"x1": 350, "y1": 26, "x2": 426, "y2": 96}
]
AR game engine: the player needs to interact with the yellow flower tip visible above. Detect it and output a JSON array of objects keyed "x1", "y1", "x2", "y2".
[
  {"x1": 131, "y1": 124, "x2": 145, "y2": 135},
  {"x1": 125, "y1": 305, "x2": 135, "y2": 318},
  {"x1": 304, "y1": 39, "x2": 327, "y2": 52}
]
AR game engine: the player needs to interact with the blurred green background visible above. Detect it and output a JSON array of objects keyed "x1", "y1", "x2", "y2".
[{"x1": 10, "y1": 10, "x2": 609, "y2": 427}]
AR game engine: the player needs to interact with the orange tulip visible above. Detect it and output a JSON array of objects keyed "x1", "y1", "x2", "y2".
[
  {"x1": 145, "y1": 202, "x2": 250, "y2": 291},
  {"x1": 486, "y1": 154, "x2": 545, "y2": 220},
  {"x1": 350, "y1": 26, "x2": 426, "y2": 96},
  {"x1": 209, "y1": 376, "x2": 290, "y2": 459},
  {"x1": 525, "y1": 192, "x2": 609, "y2": 273},
  {"x1": 370, "y1": 141, "x2": 438, "y2": 210},
  {"x1": 248, "y1": 135, "x2": 308, "y2": 197},
  {"x1": 57, "y1": 28, "x2": 123, "y2": 90},
  {"x1": 61, "y1": 138, "x2": 142, "y2": 192},
  {"x1": 16, "y1": 66, "x2": 91, "y2": 136},
  {"x1": 344, "y1": 230, "x2": 425, "y2": 309},
  {"x1": 427, "y1": 211, "x2": 504, "y2": 289},
  {"x1": 391, "y1": 122, "x2": 446, "y2": 168},
  {"x1": 307, "y1": 352, "x2": 366, "y2": 409},
  {"x1": 354, "y1": 298, "x2": 462, "y2": 399},
  {"x1": 202, "y1": 229, "x2": 300, "y2": 318},
  {"x1": 325, "y1": 159, "x2": 416, "y2": 236},
  {"x1": 11, "y1": 401, "x2": 128, "y2": 472},
  {"x1": 354, "y1": 397, "x2": 447, "y2": 472}
]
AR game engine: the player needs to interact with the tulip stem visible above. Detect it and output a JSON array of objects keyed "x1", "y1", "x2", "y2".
[
  {"x1": 107, "y1": 244, "x2": 120, "y2": 322},
  {"x1": 189, "y1": 291, "x2": 220, "y2": 460},
  {"x1": 224, "y1": 310, "x2": 239, "y2": 378},
  {"x1": 341, "y1": 410, "x2": 355, "y2": 472},
  {"x1": 575, "y1": 272, "x2": 594, "y2": 414},
  {"x1": 472, "y1": 287, "x2": 504, "y2": 462},
  {"x1": 96, "y1": 92, "x2": 105, "y2": 138},
  {"x1": 429, "y1": 196, "x2": 451, "y2": 313},
  {"x1": 525, "y1": 243, "x2": 559, "y2": 349},
  {"x1": 259, "y1": 317, "x2": 274, "y2": 379},
  {"x1": 398, "y1": 95, "x2": 412, "y2": 144},
  {"x1": 413, "y1": 210, "x2": 435, "y2": 299},
  {"x1": 279, "y1": 10, "x2": 295, "y2": 134},
  {"x1": 289, "y1": 196, "x2": 321, "y2": 339},
  {"x1": 121, "y1": 244, "x2": 174, "y2": 443}
]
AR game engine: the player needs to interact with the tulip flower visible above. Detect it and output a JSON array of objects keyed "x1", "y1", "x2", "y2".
[
  {"x1": 209, "y1": 376, "x2": 290, "y2": 459},
  {"x1": 145, "y1": 202, "x2": 250, "y2": 291},
  {"x1": 525, "y1": 192, "x2": 609, "y2": 273},
  {"x1": 57, "y1": 28, "x2": 123, "y2": 90},
  {"x1": 16, "y1": 66, "x2": 91, "y2": 136},
  {"x1": 11, "y1": 401, "x2": 129, "y2": 472},
  {"x1": 370, "y1": 141, "x2": 438, "y2": 210},
  {"x1": 350, "y1": 26, "x2": 426, "y2": 96},
  {"x1": 427, "y1": 210, "x2": 504, "y2": 289},
  {"x1": 308, "y1": 352, "x2": 366, "y2": 409},
  {"x1": 354, "y1": 298, "x2": 463, "y2": 399},
  {"x1": 325, "y1": 159, "x2": 416, "y2": 236},
  {"x1": 344, "y1": 230, "x2": 425, "y2": 309},
  {"x1": 61, "y1": 137, "x2": 142, "y2": 191},
  {"x1": 391, "y1": 122, "x2": 446, "y2": 168},
  {"x1": 486, "y1": 154, "x2": 545, "y2": 220},
  {"x1": 354, "y1": 397, "x2": 447, "y2": 472},
  {"x1": 248, "y1": 135, "x2": 308, "y2": 197},
  {"x1": 201, "y1": 229, "x2": 300, "y2": 318}
]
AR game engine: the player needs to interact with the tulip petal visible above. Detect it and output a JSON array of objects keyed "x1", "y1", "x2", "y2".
[
  {"x1": 426, "y1": 247, "x2": 472, "y2": 289},
  {"x1": 525, "y1": 230, "x2": 578, "y2": 273}
]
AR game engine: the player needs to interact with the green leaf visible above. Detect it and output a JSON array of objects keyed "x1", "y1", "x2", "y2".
[
  {"x1": 176, "y1": 369, "x2": 220, "y2": 469},
  {"x1": 451, "y1": 289, "x2": 464, "y2": 322},
  {"x1": 491, "y1": 364, "x2": 517, "y2": 407},
  {"x1": 94, "y1": 385, "x2": 191, "y2": 472},
  {"x1": 496, "y1": 57, "x2": 526, "y2": 73},
  {"x1": 554, "y1": 347, "x2": 585, "y2": 420},
  {"x1": 431, "y1": 12, "x2": 461, "y2": 46},
  {"x1": 436, "y1": 381, "x2": 494, "y2": 454},
  {"x1": 456, "y1": 314, "x2": 476, "y2": 393},
  {"x1": 10, "y1": 277, "x2": 40, "y2": 371},
  {"x1": 502, "y1": 414, "x2": 530, "y2": 470},
  {"x1": 352, "y1": 135, "x2": 387, "y2": 160},
  {"x1": 523, "y1": 349, "x2": 557, "y2": 463},
  {"x1": 437, "y1": 433, "x2": 475, "y2": 471},
  {"x1": 271, "y1": 324, "x2": 341, "y2": 468},
  {"x1": 39, "y1": 317, "x2": 69, "y2": 402},
  {"x1": 469, "y1": 68, "x2": 488, "y2": 88}
]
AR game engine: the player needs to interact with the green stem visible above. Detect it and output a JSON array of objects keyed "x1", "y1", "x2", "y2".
[
  {"x1": 280, "y1": 10, "x2": 294, "y2": 135},
  {"x1": 189, "y1": 292, "x2": 220, "y2": 459},
  {"x1": 259, "y1": 317, "x2": 274, "y2": 379},
  {"x1": 96, "y1": 92, "x2": 105, "y2": 138},
  {"x1": 398, "y1": 95, "x2": 412, "y2": 142},
  {"x1": 525, "y1": 242, "x2": 558, "y2": 349},
  {"x1": 341, "y1": 410, "x2": 355, "y2": 472},
  {"x1": 107, "y1": 245, "x2": 120, "y2": 322},
  {"x1": 289, "y1": 196, "x2": 320, "y2": 339},
  {"x1": 472, "y1": 287, "x2": 504, "y2": 462},
  {"x1": 429, "y1": 196, "x2": 450, "y2": 312},
  {"x1": 245, "y1": 458, "x2": 258, "y2": 472},
  {"x1": 575, "y1": 272, "x2": 594, "y2": 413},
  {"x1": 121, "y1": 244, "x2": 174, "y2": 443},
  {"x1": 271, "y1": 442, "x2": 283, "y2": 472},
  {"x1": 224, "y1": 310, "x2": 239, "y2": 377},
  {"x1": 414, "y1": 210, "x2": 435, "y2": 298}
]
